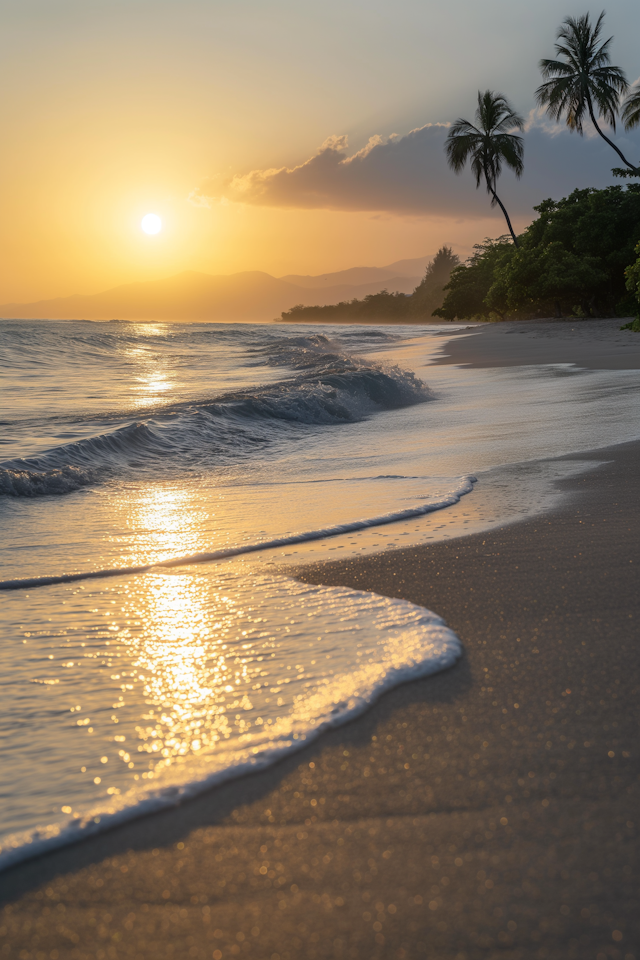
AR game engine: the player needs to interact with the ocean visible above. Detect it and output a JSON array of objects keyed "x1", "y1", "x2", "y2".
[{"x1": 1, "y1": 318, "x2": 639, "y2": 869}]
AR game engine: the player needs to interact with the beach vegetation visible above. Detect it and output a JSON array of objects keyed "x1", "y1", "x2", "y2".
[
  {"x1": 445, "y1": 91, "x2": 525, "y2": 246},
  {"x1": 432, "y1": 239, "x2": 513, "y2": 321},
  {"x1": 281, "y1": 290, "x2": 412, "y2": 323},
  {"x1": 486, "y1": 241, "x2": 606, "y2": 319},
  {"x1": 279, "y1": 246, "x2": 459, "y2": 323},
  {"x1": 409, "y1": 245, "x2": 460, "y2": 315},
  {"x1": 536, "y1": 12, "x2": 640, "y2": 178},
  {"x1": 622, "y1": 240, "x2": 640, "y2": 330},
  {"x1": 435, "y1": 185, "x2": 640, "y2": 320}
]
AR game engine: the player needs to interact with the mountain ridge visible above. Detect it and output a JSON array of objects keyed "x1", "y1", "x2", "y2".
[
  {"x1": 0, "y1": 259, "x2": 431, "y2": 322},
  {"x1": 279, "y1": 255, "x2": 433, "y2": 288}
]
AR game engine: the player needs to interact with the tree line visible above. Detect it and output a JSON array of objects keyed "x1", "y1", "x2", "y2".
[
  {"x1": 434, "y1": 186, "x2": 640, "y2": 321},
  {"x1": 282, "y1": 12, "x2": 640, "y2": 327},
  {"x1": 448, "y1": 12, "x2": 639, "y2": 243},
  {"x1": 280, "y1": 246, "x2": 460, "y2": 324},
  {"x1": 440, "y1": 11, "x2": 640, "y2": 326}
]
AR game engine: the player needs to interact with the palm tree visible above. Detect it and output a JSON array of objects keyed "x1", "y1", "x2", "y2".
[
  {"x1": 622, "y1": 84, "x2": 640, "y2": 130},
  {"x1": 536, "y1": 12, "x2": 639, "y2": 175},
  {"x1": 445, "y1": 90, "x2": 524, "y2": 247}
]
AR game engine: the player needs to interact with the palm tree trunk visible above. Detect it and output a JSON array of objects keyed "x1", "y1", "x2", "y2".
[
  {"x1": 486, "y1": 180, "x2": 519, "y2": 247},
  {"x1": 587, "y1": 97, "x2": 639, "y2": 175}
]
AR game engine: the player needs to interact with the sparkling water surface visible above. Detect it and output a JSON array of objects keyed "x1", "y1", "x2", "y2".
[{"x1": 1, "y1": 319, "x2": 639, "y2": 866}]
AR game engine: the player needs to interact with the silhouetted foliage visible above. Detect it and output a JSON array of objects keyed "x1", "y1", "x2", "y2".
[
  {"x1": 410, "y1": 246, "x2": 460, "y2": 316},
  {"x1": 445, "y1": 91, "x2": 524, "y2": 246},
  {"x1": 281, "y1": 290, "x2": 412, "y2": 323},
  {"x1": 432, "y1": 239, "x2": 513, "y2": 321},
  {"x1": 434, "y1": 186, "x2": 640, "y2": 320},
  {"x1": 486, "y1": 242, "x2": 606, "y2": 319},
  {"x1": 280, "y1": 247, "x2": 459, "y2": 323},
  {"x1": 621, "y1": 85, "x2": 640, "y2": 132},
  {"x1": 622, "y1": 240, "x2": 640, "y2": 330},
  {"x1": 536, "y1": 12, "x2": 639, "y2": 177}
]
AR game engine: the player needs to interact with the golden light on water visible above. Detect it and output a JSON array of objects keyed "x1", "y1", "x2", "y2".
[
  {"x1": 124, "y1": 484, "x2": 211, "y2": 566},
  {"x1": 140, "y1": 374, "x2": 171, "y2": 396},
  {"x1": 108, "y1": 485, "x2": 250, "y2": 778},
  {"x1": 121, "y1": 572, "x2": 240, "y2": 779},
  {"x1": 121, "y1": 327, "x2": 173, "y2": 407}
]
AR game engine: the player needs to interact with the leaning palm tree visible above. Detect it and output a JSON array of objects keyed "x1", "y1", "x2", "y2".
[
  {"x1": 445, "y1": 90, "x2": 524, "y2": 247},
  {"x1": 536, "y1": 12, "x2": 639, "y2": 175}
]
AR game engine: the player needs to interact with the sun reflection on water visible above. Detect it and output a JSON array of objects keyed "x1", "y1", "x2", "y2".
[
  {"x1": 108, "y1": 483, "x2": 253, "y2": 778},
  {"x1": 120, "y1": 325, "x2": 174, "y2": 408},
  {"x1": 1, "y1": 557, "x2": 461, "y2": 862},
  {"x1": 122, "y1": 572, "x2": 248, "y2": 780},
  {"x1": 113, "y1": 483, "x2": 213, "y2": 568},
  {"x1": 137, "y1": 373, "x2": 171, "y2": 398}
]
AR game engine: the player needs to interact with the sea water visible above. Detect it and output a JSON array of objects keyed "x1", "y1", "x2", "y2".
[{"x1": 1, "y1": 319, "x2": 639, "y2": 867}]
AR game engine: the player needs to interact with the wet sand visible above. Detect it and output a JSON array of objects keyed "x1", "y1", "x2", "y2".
[
  {"x1": 434, "y1": 317, "x2": 640, "y2": 370},
  {"x1": 1, "y1": 323, "x2": 640, "y2": 960}
]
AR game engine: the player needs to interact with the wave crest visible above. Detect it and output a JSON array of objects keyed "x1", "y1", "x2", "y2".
[
  {"x1": 0, "y1": 464, "x2": 95, "y2": 497},
  {"x1": 1, "y1": 340, "x2": 433, "y2": 496}
]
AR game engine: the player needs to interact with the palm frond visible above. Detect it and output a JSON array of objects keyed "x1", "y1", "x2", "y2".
[
  {"x1": 445, "y1": 126, "x2": 482, "y2": 176},
  {"x1": 444, "y1": 91, "x2": 523, "y2": 244},
  {"x1": 538, "y1": 58, "x2": 576, "y2": 82},
  {"x1": 622, "y1": 86, "x2": 640, "y2": 130},
  {"x1": 536, "y1": 11, "x2": 628, "y2": 133},
  {"x1": 445, "y1": 90, "x2": 525, "y2": 196}
]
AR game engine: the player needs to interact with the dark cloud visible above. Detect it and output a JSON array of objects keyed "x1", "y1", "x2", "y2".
[{"x1": 190, "y1": 115, "x2": 640, "y2": 219}]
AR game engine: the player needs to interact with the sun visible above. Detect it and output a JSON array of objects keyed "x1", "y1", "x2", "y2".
[{"x1": 141, "y1": 213, "x2": 162, "y2": 235}]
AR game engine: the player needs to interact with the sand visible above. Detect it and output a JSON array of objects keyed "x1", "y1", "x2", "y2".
[
  {"x1": 435, "y1": 317, "x2": 640, "y2": 370},
  {"x1": 1, "y1": 322, "x2": 639, "y2": 960}
]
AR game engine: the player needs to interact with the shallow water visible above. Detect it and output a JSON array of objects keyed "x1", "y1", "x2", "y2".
[
  {"x1": 0, "y1": 568, "x2": 460, "y2": 868},
  {"x1": 1, "y1": 318, "x2": 639, "y2": 867}
]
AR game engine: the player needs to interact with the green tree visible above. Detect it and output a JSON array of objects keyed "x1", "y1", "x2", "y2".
[
  {"x1": 280, "y1": 246, "x2": 460, "y2": 323},
  {"x1": 435, "y1": 186, "x2": 640, "y2": 321},
  {"x1": 433, "y1": 238, "x2": 514, "y2": 321},
  {"x1": 536, "y1": 12, "x2": 639, "y2": 176},
  {"x1": 445, "y1": 91, "x2": 524, "y2": 247},
  {"x1": 488, "y1": 186, "x2": 640, "y2": 316},
  {"x1": 622, "y1": 240, "x2": 640, "y2": 331},
  {"x1": 280, "y1": 290, "x2": 412, "y2": 323},
  {"x1": 486, "y1": 242, "x2": 606, "y2": 318},
  {"x1": 410, "y1": 245, "x2": 460, "y2": 316}
]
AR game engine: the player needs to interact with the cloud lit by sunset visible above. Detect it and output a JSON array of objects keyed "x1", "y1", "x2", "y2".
[
  {"x1": 3, "y1": 4, "x2": 640, "y2": 954},
  {"x1": 1, "y1": 0, "x2": 638, "y2": 304}
]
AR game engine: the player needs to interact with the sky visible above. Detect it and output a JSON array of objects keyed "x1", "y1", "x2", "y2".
[{"x1": 1, "y1": 0, "x2": 639, "y2": 302}]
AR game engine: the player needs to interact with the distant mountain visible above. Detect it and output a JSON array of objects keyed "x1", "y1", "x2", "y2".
[
  {"x1": 279, "y1": 255, "x2": 433, "y2": 289},
  {"x1": 0, "y1": 262, "x2": 428, "y2": 322}
]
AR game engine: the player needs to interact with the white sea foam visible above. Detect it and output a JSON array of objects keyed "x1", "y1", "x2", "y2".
[
  {"x1": 3, "y1": 318, "x2": 640, "y2": 876},
  {"x1": 0, "y1": 572, "x2": 462, "y2": 871},
  {"x1": 0, "y1": 475, "x2": 476, "y2": 590},
  {"x1": 0, "y1": 463, "x2": 95, "y2": 497},
  {"x1": 0, "y1": 332, "x2": 432, "y2": 497}
]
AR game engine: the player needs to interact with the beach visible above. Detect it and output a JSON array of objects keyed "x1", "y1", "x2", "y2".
[
  {"x1": 434, "y1": 317, "x2": 640, "y2": 371},
  {"x1": 1, "y1": 321, "x2": 639, "y2": 960}
]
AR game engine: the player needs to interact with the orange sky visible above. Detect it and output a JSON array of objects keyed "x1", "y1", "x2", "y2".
[{"x1": 1, "y1": 0, "x2": 638, "y2": 304}]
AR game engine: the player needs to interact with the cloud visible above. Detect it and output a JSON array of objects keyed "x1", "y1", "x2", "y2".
[
  {"x1": 187, "y1": 188, "x2": 213, "y2": 209},
  {"x1": 190, "y1": 118, "x2": 640, "y2": 220}
]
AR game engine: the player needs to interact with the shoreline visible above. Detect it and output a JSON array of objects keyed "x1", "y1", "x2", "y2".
[
  {"x1": 431, "y1": 316, "x2": 640, "y2": 370},
  {"x1": 2, "y1": 321, "x2": 639, "y2": 958},
  {"x1": 1, "y1": 438, "x2": 639, "y2": 958}
]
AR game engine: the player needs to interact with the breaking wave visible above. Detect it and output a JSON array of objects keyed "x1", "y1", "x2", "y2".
[{"x1": 1, "y1": 336, "x2": 433, "y2": 496}]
